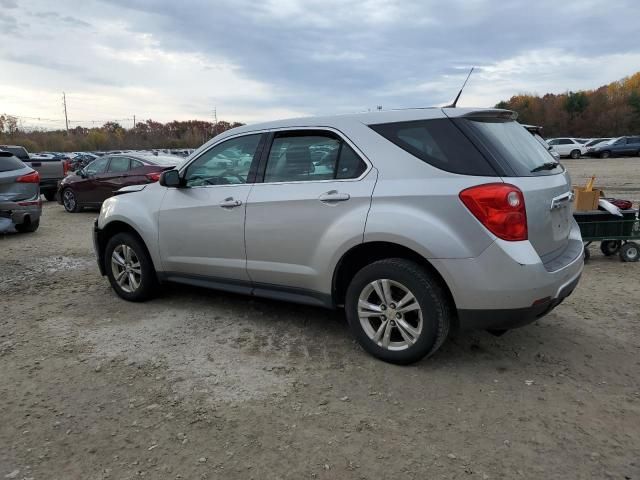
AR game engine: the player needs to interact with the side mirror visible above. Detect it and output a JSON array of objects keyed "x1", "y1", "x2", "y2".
[
  {"x1": 78, "y1": 169, "x2": 87, "y2": 178},
  {"x1": 160, "y1": 169, "x2": 182, "y2": 188}
]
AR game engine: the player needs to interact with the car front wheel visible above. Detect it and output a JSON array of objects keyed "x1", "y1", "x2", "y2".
[
  {"x1": 345, "y1": 258, "x2": 451, "y2": 364},
  {"x1": 570, "y1": 149, "x2": 580, "y2": 159},
  {"x1": 105, "y1": 232, "x2": 158, "y2": 301}
]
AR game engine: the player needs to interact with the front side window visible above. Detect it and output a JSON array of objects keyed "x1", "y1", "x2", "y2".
[
  {"x1": 264, "y1": 132, "x2": 367, "y2": 183},
  {"x1": 85, "y1": 157, "x2": 109, "y2": 176},
  {"x1": 108, "y1": 157, "x2": 130, "y2": 173},
  {"x1": 558, "y1": 139, "x2": 573, "y2": 145},
  {"x1": 184, "y1": 134, "x2": 261, "y2": 187}
]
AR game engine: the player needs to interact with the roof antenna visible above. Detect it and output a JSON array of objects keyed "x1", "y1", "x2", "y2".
[{"x1": 446, "y1": 66, "x2": 475, "y2": 108}]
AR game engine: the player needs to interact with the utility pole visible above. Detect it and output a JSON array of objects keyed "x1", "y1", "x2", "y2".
[
  {"x1": 213, "y1": 106, "x2": 218, "y2": 136},
  {"x1": 62, "y1": 92, "x2": 69, "y2": 134},
  {"x1": 133, "y1": 115, "x2": 136, "y2": 129}
]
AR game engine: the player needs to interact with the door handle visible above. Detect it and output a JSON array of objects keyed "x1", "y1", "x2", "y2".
[
  {"x1": 219, "y1": 197, "x2": 242, "y2": 208},
  {"x1": 318, "y1": 190, "x2": 350, "y2": 204}
]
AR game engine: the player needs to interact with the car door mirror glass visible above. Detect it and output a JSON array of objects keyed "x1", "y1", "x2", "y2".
[{"x1": 160, "y1": 169, "x2": 182, "y2": 187}]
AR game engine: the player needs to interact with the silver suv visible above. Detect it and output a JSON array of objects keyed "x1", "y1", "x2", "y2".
[{"x1": 93, "y1": 108, "x2": 583, "y2": 364}]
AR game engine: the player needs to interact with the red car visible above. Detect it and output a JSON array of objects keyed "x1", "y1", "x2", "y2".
[{"x1": 57, "y1": 154, "x2": 182, "y2": 212}]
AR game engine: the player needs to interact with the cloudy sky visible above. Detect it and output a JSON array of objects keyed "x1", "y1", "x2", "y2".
[{"x1": 2, "y1": 0, "x2": 639, "y2": 130}]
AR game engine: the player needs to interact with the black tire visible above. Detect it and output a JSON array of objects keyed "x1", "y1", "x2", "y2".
[
  {"x1": 15, "y1": 218, "x2": 39, "y2": 233},
  {"x1": 600, "y1": 151, "x2": 611, "y2": 159},
  {"x1": 570, "y1": 149, "x2": 580, "y2": 159},
  {"x1": 619, "y1": 242, "x2": 640, "y2": 263},
  {"x1": 344, "y1": 258, "x2": 451, "y2": 365},
  {"x1": 62, "y1": 188, "x2": 80, "y2": 213},
  {"x1": 600, "y1": 240, "x2": 622, "y2": 256},
  {"x1": 43, "y1": 191, "x2": 56, "y2": 201},
  {"x1": 583, "y1": 246, "x2": 590, "y2": 262},
  {"x1": 104, "y1": 232, "x2": 158, "y2": 301}
]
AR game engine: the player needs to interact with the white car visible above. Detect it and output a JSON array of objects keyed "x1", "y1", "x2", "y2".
[{"x1": 546, "y1": 138, "x2": 587, "y2": 159}]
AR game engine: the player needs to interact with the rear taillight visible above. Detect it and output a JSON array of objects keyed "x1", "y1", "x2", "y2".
[
  {"x1": 63, "y1": 160, "x2": 70, "y2": 176},
  {"x1": 146, "y1": 171, "x2": 162, "y2": 182},
  {"x1": 459, "y1": 183, "x2": 527, "y2": 241},
  {"x1": 16, "y1": 171, "x2": 40, "y2": 184}
]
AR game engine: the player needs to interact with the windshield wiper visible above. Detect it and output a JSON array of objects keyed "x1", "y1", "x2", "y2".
[{"x1": 530, "y1": 161, "x2": 560, "y2": 173}]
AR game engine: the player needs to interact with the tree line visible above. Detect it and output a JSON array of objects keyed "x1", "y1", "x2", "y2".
[
  {"x1": 495, "y1": 72, "x2": 640, "y2": 138},
  {"x1": 0, "y1": 117, "x2": 244, "y2": 153}
]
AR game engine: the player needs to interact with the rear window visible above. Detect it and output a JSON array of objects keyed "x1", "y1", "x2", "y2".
[
  {"x1": 0, "y1": 155, "x2": 26, "y2": 172},
  {"x1": 455, "y1": 118, "x2": 563, "y2": 176},
  {"x1": 0, "y1": 146, "x2": 29, "y2": 160},
  {"x1": 369, "y1": 119, "x2": 497, "y2": 176}
]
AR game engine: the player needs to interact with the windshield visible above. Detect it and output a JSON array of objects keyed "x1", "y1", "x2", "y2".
[{"x1": 457, "y1": 119, "x2": 563, "y2": 177}]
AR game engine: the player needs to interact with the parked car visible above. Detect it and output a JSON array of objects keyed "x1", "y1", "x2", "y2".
[
  {"x1": 0, "y1": 151, "x2": 42, "y2": 232},
  {"x1": 546, "y1": 138, "x2": 587, "y2": 158},
  {"x1": 584, "y1": 138, "x2": 611, "y2": 149},
  {"x1": 57, "y1": 154, "x2": 182, "y2": 212},
  {"x1": 92, "y1": 108, "x2": 583, "y2": 364},
  {"x1": 68, "y1": 153, "x2": 98, "y2": 171},
  {"x1": 523, "y1": 125, "x2": 560, "y2": 161},
  {"x1": 0, "y1": 145, "x2": 68, "y2": 201},
  {"x1": 586, "y1": 136, "x2": 640, "y2": 158}
]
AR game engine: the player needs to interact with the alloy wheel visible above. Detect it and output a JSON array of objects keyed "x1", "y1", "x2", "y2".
[
  {"x1": 111, "y1": 244, "x2": 142, "y2": 293},
  {"x1": 63, "y1": 189, "x2": 77, "y2": 212},
  {"x1": 357, "y1": 279, "x2": 423, "y2": 351}
]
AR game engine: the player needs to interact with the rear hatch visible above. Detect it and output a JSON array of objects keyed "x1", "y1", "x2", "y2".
[{"x1": 446, "y1": 109, "x2": 573, "y2": 261}]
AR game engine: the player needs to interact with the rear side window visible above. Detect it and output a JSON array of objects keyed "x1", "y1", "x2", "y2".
[
  {"x1": 130, "y1": 159, "x2": 144, "y2": 169},
  {"x1": 0, "y1": 155, "x2": 25, "y2": 172},
  {"x1": 369, "y1": 119, "x2": 497, "y2": 176}
]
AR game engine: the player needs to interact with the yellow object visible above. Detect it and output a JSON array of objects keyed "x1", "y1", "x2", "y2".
[{"x1": 585, "y1": 176, "x2": 595, "y2": 192}]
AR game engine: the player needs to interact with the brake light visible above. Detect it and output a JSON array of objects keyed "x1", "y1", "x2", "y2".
[
  {"x1": 16, "y1": 171, "x2": 40, "y2": 184},
  {"x1": 459, "y1": 183, "x2": 528, "y2": 241},
  {"x1": 146, "y1": 171, "x2": 162, "y2": 182},
  {"x1": 63, "y1": 160, "x2": 70, "y2": 176}
]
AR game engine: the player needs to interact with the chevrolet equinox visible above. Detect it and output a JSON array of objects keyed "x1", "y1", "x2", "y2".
[{"x1": 93, "y1": 108, "x2": 583, "y2": 364}]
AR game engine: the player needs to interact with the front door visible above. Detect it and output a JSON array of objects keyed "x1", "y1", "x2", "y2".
[
  {"x1": 158, "y1": 133, "x2": 264, "y2": 282},
  {"x1": 95, "y1": 156, "x2": 132, "y2": 201},
  {"x1": 245, "y1": 130, "x2": 376, "y2": 295}
]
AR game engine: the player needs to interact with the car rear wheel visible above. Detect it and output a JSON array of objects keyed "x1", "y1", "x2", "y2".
[
  {"x1": 15, "y1": 218, "x2": 39, "y2": 233},
  {"x1": 570, "y1": 149, "x2": 580, "y2": 159},
  {"x1": 345, "y1": 258, "x2": 451, "y2": 365},
  {"x1": 105, "y1": 233, "x2": 158, "y2": 301},
  {"x1": 62, "y1": 188, "x2": 80, "y2": 213},
  {"x1": 43, "y1": 191, "x2": 56, "y2": 201},
  {"x1": 600, "y1": 151, "x2": 611, "y2": 159}
]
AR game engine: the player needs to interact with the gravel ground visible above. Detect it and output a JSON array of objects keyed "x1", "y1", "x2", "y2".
[{"x1": 1, "y1": 158, "x2": 639, "y2": 479}]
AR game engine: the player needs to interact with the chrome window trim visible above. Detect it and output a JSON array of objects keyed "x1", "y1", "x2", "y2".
[{"x1": 178, "y1": 126, "x2": 373, "y2": 188}]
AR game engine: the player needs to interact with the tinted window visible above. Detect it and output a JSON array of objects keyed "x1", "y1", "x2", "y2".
[
  {"x1": 370, "y1": 118, "x2": 496, "y2": 176},
  {"x1": 558, "y1": 139, "x2": 573, "y2": 145},
  {"x1": 108, "y1": 157, "x2": 130, "y2": 173},
  {"x1": 185, "y1": 134, "x2": 261, "y2": 187},
  {"x1": 629, "y1": 137, "x2": 640, "y2": 144},
  {"x1": 130, "y1": 159, "x2": 144, "y2": 169},
  {"x1": 0, "y1": 155, "x2": 25, "y2": 172},
  {"x1": 547, "y1": 139, "x2": 558, "y2": 145},
  {"x1": 85, "y1": 157, "x2": 109, "y2": 175},
  {"x1": 457, "y1": 118, "x2": 563, "y2": 176}
]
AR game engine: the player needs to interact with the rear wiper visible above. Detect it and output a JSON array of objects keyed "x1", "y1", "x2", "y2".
[{"x1": 530, "y1": 161, "x2": 560, "y2": 173}]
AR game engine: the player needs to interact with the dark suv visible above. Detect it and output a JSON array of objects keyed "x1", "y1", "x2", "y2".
[{"x1": 587, "y1": 136, "x2": 640, "y2": 158}]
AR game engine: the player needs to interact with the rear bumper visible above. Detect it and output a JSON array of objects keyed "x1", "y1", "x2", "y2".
[
  {"x1": 431, "y1": 221, "x2": 584, "y2": 330},
  {"x1": 456, "y1": 272, "x2": 581, "y2": 330},
  {"x1": 0, "y1": 200, "x2": 42, "y2": 225}
]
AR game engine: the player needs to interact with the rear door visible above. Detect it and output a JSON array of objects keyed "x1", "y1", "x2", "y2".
[
  {"x1": 95, "y1": 156, "x2": 132, "y2": 199},
  {"x1": 244, "y1": 129, "x2": 375, "y2": 294},
  {"x1": 453, "y1": 115, "x2": 575, "y2": 262}
]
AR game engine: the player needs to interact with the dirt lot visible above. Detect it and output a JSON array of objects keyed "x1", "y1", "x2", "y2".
[{"x1": 1, "y1": 158, "x2": 639, "y2": 479}]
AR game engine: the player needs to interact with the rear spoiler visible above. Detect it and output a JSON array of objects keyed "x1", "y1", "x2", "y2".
[{"x1": 443, "y1": 108, "x2": 518, "y2": 121}]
